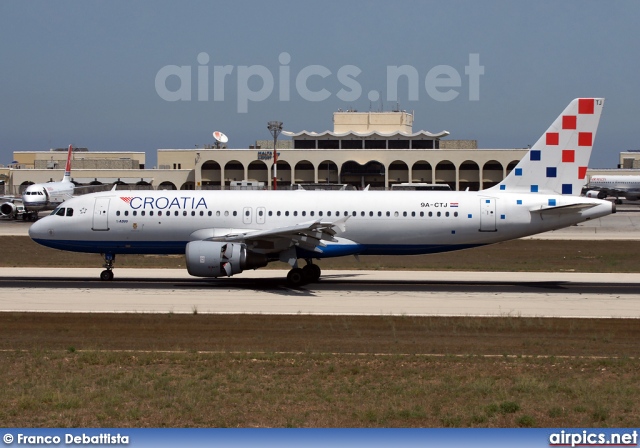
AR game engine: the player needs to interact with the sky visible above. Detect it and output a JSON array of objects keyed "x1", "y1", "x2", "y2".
[{"x1": 1, "y1": 0, "x2": 639, "y2": 169}]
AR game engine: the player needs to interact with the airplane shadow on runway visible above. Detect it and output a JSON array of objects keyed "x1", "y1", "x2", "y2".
[
  {"x1": 3, "y1": 275, "x2": 639, "y2": 296},
  {"x1": 2, "y1": 275, "x2": 572, "y2": 294}
]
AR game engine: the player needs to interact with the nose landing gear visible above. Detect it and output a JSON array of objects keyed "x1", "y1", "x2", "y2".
[{"x1": 100, "y1": 253, "x2": 115, "y2": 281}]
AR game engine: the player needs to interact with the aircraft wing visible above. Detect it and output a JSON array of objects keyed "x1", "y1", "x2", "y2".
[{"x1": 191, "y1": 217, "x2": 349, "y2": 254}]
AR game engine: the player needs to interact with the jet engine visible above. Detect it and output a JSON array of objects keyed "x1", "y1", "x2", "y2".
[
  {"x1": 0, "y1": 202, "x2": 17, "y2": 217},
  {"x1": 585, "y1": 190, "x2": 607, "y2": 199},
  {"x1": 185, "y1": 241, "x2": 268, "y2": 277}
]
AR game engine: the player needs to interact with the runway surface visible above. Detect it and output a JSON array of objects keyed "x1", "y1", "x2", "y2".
[{"x1": 1, "y1": 268, "x2": 639, "y2": 318}]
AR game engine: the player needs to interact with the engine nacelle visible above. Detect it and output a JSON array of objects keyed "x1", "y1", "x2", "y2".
[
  {"x1": 0, "y1": 202, "x2": 17, "y2": 217},
  {"x1": 585, "y1": 190, "x2": 607, "y2": 199},
  {"x1": 185, "y1": 241, "x2": 268, "y2": 278}
]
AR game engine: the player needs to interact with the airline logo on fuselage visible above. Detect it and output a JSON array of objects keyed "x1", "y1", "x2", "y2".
[{"x1": 120, "y1": 196, "x2": 208, "y2": 210}]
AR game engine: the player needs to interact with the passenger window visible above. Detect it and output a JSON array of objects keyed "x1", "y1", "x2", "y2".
[
  {"x1": 378, "y1": 212, "x2": 382, "y2": 217},
  {"x1": 141, "y1": 211, "x2": 146, "y2": 216},
  {"x1": 233, "y1": 211, "x2": 237, "y2": 216},
  {"x1": 285, "y1": 211, "x2": 290, "y2": 216},
  {"x1": 124, "y1": 211, "x2": 129, "y2": 216},
  {"x1": 175, "y1": 211, "x2": 179, "y2": 216},
  {"x1": 454, "y1": 211, "x2": 458, "y2": 217},
  {"x1": 437, "y1": 211, "x2": 441, "y2": 217},
  {"x1": 224, "y1": 211, "x2": 228, "y2": 216},
  {"x1": 116, "y1": 211, "x2": 121, "y2": 216},
  {"x1": 301, "y1": 211, "x2": 306, "y2": 216},
  {"x1": 184, "y1": 211, "x2": 188, "y2": 216},
  {"x1": 66, "y1": 208, "x2": 73, "y2": 217},
  {"x1": 208, "y1": 211, "x2": 212, "y2": 216},
  {"x1": 369, "y1": 211, "x2": 373, "y2": 217},
  {"x1": 428, "y1": 211, "x2": 433, "y2": 217},
  {"x1": 133, "y1": 211, "x2": 137, "y2": 216},
  {"x1": 150, "y1": 211, "x2": 154, "y2": 216},
  {"x1": 216, "y1": 211, "x2": 221, "y2": 216},
  {"x1": 403, "y1": 212, "x2": 407, "y2": 217},
  {"x1": 319, "y1": 211, "x2": 323, "y2": 217},
  {"x1": 191, "y1": 211, "x2": 196, "y2": 216},
  {"x1": 411, "y1": 212, "x2": 415, "y2": 217},
  {"x1": 420, "y1": 212, "x2": 424, "y2": 217},
  {"x1": 245, "y1": 210, "x2": 250, "y2": 216},
  {"x1": 158, "y1": 211, "x2": 162, "y2": 216},
  {"x1": 310, "y1": 211, "x2": 314, "y2": 217},
  {"x1": 277, "y1": 211, "x2": 281, "y2": 216},
  {"x1": 259, "y1": 210, "x2": 264, "y2": 216},
  {"x1": 327, "y1": 211, "x2": 332, "y2": 217},
  {"x1": 200, "y1": 211, "x2": 204, "y2": 216},
  {"x1": 394, "y1": 212, "x2": 399, "y2": 217},
  {"x1": 445, "y1": 211, "x2": 449, "y2": 217},
  {"x1": 386, "y1": 212, "x2": 390, "y2": 217},
  {"x1": 268, "y1": 211, "x2": 273, "y2": 216},
  {"x1": 293, "y1": 211, "x2": 298, "y2": 216},
  {"x1": 335, "y1": 212, "x2": 340, "y2": 217}
]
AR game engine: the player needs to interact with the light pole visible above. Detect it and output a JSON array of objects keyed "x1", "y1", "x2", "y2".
[{"x1": 267, "y1": 121, "x2": 283, "y2": 190}]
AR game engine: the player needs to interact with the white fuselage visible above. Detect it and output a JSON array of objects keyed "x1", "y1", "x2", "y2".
[
  {"x1": 29, "y1": 189, "x2": 613, "y2": 258},
  {"x1": 589, "y1": 175, "x2": 640, "y2": 195},
  {"x1": 21, "y1": 181, "x2": 75, "y2": 212}
]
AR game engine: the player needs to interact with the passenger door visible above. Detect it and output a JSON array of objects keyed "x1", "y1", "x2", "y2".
[
  {"x1": 479, "y1": 198, "x2": 497, "y2": 232},
  {"x1": 92, "y1": 198, "x2": 110, "y2": 231}
]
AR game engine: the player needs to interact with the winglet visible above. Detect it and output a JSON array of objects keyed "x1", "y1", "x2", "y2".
[{"x1": 488, "y1": 98, "x2": 604, "y2": 196}]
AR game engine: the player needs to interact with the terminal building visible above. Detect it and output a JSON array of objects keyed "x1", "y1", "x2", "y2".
[{"x1": 0, "y1": 110, "x2": 633, "y2": 195}]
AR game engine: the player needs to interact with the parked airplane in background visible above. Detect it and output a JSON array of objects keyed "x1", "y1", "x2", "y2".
[
  {"x1": 1, "y1": 145, "x2": 75, "y2": 220},
  {"x1": 29, "y1": 99, "x2": 614, "y2": 285},
  {"x1": 585, "y1": 175, "x2": 640, "y2": 203}
]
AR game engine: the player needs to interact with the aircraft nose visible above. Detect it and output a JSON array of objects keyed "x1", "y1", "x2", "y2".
[{"x1": 28, "y1": 217, "x2": 52, "y2": 240}]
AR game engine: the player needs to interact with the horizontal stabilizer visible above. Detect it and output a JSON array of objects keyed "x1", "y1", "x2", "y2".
[{"x1": 530, "y1": 203, "x2": 597, "y2": 215}]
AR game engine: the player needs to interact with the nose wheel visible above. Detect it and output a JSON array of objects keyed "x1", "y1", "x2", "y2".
[{"x1": 100, "y1": 253, "x2": 115, "y2": 281}]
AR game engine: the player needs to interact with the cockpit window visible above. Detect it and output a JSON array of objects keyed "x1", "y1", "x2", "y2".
[
  {"x1": 55, "y1": 208, "x2": 65, "y2": 216},
  {"x1": 66, "y1": 208, "x2": 73, "y2": 217}
]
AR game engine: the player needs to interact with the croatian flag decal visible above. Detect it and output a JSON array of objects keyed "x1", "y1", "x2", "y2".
[{"x1": 450, "y1": 202, "x2": 459, "y2": 208}]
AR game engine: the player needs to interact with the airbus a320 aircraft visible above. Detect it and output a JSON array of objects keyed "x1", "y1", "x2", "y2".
[
  {"x1": 586, "y1": 175, "x2": 640, "y2": 203},
  {"x1": 29, "y1": 99, "x2": 613, "y2": 285},
  {"x1": 1, "y1": 145, "x2": 75, "y2": 220}
]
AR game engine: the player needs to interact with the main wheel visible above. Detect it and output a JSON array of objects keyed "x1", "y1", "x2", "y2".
[
  {"x1": 100, "y1": 270, "x2": 114, "y2": 281},
  {"x1": 286, "y1": 268, "x2": 306, "y2": 287},
  {"x1": 302, "y1": 264, "x2": 321, "y2": 282}
]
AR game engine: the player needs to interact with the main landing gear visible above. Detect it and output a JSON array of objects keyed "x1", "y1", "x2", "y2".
[
  {"x1": 100, "y1": 253, "x2": 115, "y2": 281},
  {"x1": 286, "y1": 259, "x2": 321, "y2": 287}
]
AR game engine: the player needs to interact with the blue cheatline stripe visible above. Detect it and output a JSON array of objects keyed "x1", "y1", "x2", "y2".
[
  {"x1": 31, "y1": 239, "x2": 190, "y2": 255},
  {"x1": 33, "y1": 239, "x2": 485, "y2": 257}
]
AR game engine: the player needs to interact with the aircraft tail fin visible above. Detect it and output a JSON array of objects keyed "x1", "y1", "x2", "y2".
[
  {"x1": 63, "y1": 145, "x2": 73, "y2": 182},
  {"x1": 487, "y1": 98, "x2": 604, "y2": 195}
]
